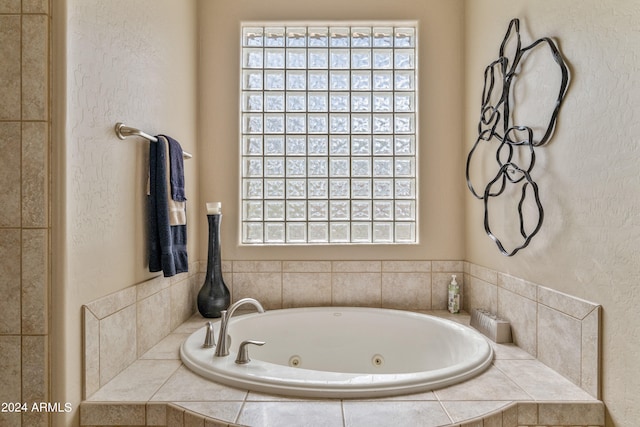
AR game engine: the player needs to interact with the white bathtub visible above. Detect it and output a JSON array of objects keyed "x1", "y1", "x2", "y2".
[{"x1": 180, "y1": 307, "x2": 493, "y2": 398}]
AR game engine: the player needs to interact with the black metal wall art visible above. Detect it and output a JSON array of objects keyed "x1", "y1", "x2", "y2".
[{"x1": 466, "y1": 18, "x2": 569, "y2": 256}]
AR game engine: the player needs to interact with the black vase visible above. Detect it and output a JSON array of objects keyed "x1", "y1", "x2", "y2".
[{"x1": 197, "y1": 214, "x2": 230, "y2": 318}]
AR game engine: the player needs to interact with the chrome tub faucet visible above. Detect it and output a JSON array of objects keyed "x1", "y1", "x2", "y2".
[{"x1": 214, "y1": 298, "x2": 265, "y2": 357}]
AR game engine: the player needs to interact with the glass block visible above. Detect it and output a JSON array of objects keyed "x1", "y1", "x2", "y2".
[
  {"x1": 395, "y1": 179, "x2": 415, "y2": 198},
  {"x1": 286, "y1": 136, "x2": 306, "y2": 155},
  {"x1": 351, "y1": 222, "x2": 372, "y2": 242},
  {"x1": 265, "y1": 201, "x2": 285, "y2": 220},
  {"x1": 265, "y1": 223, "x2": 285, "y2": 243},
  {"x1": 308, "y1": 114, "x2": 328, "y2": 133},
  {"x1": 372, "y1": 93, "x2": 392, "y2": 112},
  {"x1": 264, "y1": 27, "x2": 285, "y2": 47},
  {"x1": 308, "y1": 71, "x2": 328, "y2": 90},
  {"x1": 308, "y1": 27, "x2": 329, "y2": 47},
  {"x1": 308, "y1": 223, "x2": 329, "y2": 242},
  {"x1": 286, "y1": 223, "x2": 307, "y2": 243},
  {"x1": 395, "y1": 93, "x2": 414, "y2": 112},
  {"x1": 373, "y1": 49, "x2": 393, "y2": 69},
  {"x1": 287, "y1": 71, "x2": 307, "y2": 90},
  {"x1": 265, "y1": 179, "x2": 285, "y2": 198},
  {"x1": 265, "y1": 48, "x2": 285, "y2": 68},
  {"x1": 351, "y1": 136, "x2": 371, "y2": 155},
  {"x1": 243, "y1": 136, "x2": 262, "y2": 155},
  {"x1": 286, "y1": 201, "x2": 307, "y2": 220},
  {"x1": 351, "y1": 179, "x2": 372, "y2": 198},
  {"x1": 243, "y1": 27, "x2": 264, "y2": 47},
  {"x1": 308, "y1": 136, "x2": 328, "y2": 155},
  {"x1": 286, "y1": 114, "x2": 306, "y2": 133},
  {"x1": 351, "y1": 71, "x2": 371, "y2": 90},
  {"x1": 243, "y1": 48, "x2": 263, "y2": 68},
  {"x1": 308, "y1": 49, "x2": 329, "y2": 68},
  {"x1": 395, "y1": 200, "x2": 415, "y2": 220},
  {"x1": 264, "y1": 114, "x2": 285, "y2": 133},
  {"x1": 243, "y1": 179, "x2": 263, "y2": 199},
  {"x1": 351, "y1": 115, "x2": 371, "y2": 134},
  {"x1": 329, "y1": 93, "x2": 349, "y2": 112},
  {"x1": 243, "y1": 70, "x2": 263, "y2": 90},
  {"x1": 264, "y1": 158, "x2": 284, "y2": 177},
  {"x1": 373, "y1": 179, "x2": 394, "y2": 198},
  {"x1": 330, "y1": 201, "x2": 350, "y2": 220},
  {"x1": 264, "y1": 136, "x2": 284, "y2": 155},
  {"x1": 394, "y1": 50, "x2": 414, "y2": 69},
  {"x1": 373, "y1": 71, "x2": 393, "y2": 90},
  {"x1": 395, "y1": 27, "x2": 415, "y2": 47},
  {"x1": 244, "y1": 201, "x2": 263, "y2": 220},
  {"x1": 373, "y1": 222, "x2": 393, "y2": 243},
  {"x1": 329, "y1": 158, "x2": 349, "y2": 177},
  {"x1": 351, "y1": 93, "x2": 371, "y2": 112},
  {"x1": 330, "y1": 137, "x2": 350, "y2": 155},
  {"x1": 308, "y1": 201, "x2": 328, "y2": 220},
  {"x1": 264, "y1": 92, "x2": 284, "y2": 111},
  {"x1": 352, "y1": 27, "x2": 371, "y2": 47},
  {"x1": 372, "y1": 114, "x2": 393, "y2": 133},
  {"x1": 286, "y1": 179, "x2": 306, "y2": 198},
  {"x1": 243, "y1": 113, "x2": 263, "y2": 134},
  {"x1": 287, "y1": 27, "x2": 306, "y2": 47},
  {"x1": 265, "y1": 70, "x2": 285, "y2": 90},
  {"x1": 373, "y1": 136, "x2": 393, "y2": 155},
  {"x1": 243, "y1": 92, "x2": 263, "y2": 111},
  {"x1": 330, "y1": 114, "x2": 350, "y2": 133},
  {"x1": 395, "y1": 158, "x2": 415, "y2": 177},
  {"x1": 395, "y1": 136, "x2": 415, "y2": 155},
  {"x1": 352, "y1": 158, "x2": 371, "y2": 177},
  {"x1": 308, "y1": 178, "x2": 328, "y2": 197},
  {"x1": 330, "y1": 222, "x2": 350, "y2": 242},
  {"x1": 330, "y1": 27, "x2": 350, "y2": 47},
  {"x1": 308, "y1": 158, "x2": 328, "y2": 177},
  {"x1": 308, "y1": 93, "x2": 328, "y2": 112},
  {"x1": 373, "y1": 27, "x2": 393, "y2": 47},
  {"x1": 330, "y1": 179, "x2": 350, "y2": 198},
  {"x1": 351, "y1": 49, "x2": 371, "y2": 69},
  {"x1": 286, "y1": 159, "x2": 306, "y2": 177},
  {"x1": 243, "y1": 222, "x2": 263, "y2": 243},
  {"x1": 394, "y1": 113, "x2": 415, "y2": 133},
  {"x1": 351, "y1": 201, "x2": 372, "y2": 220},
  {"x1": 330, "y1": 50, "x2": 350, "y2": 68},
  {"x1": 373, "y1": 201, "x2": 393, "y2": 220},
  {"x1": 395, "y1": 71, "x2": 415, "y2": 90},
  {"x1": 244, "y1": 158, "x2": 263, "y2": 177},
  {"x1": 286, "y1": 93, "x2": 306, "y2": 111},
  {"x1": 287, "y1": 48, "x2": 306, "y2": 68},
  {"x1": 373, "y1": 158, "x2": 393, "y2": 177},
  {"x1": 330, "y1": 72, "x2": 350, "y2": 91},
  {"x1": 395, "y1": 223, "x2": 415, "y2": 242}
]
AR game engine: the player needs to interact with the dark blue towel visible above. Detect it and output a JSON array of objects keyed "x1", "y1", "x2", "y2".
[
  {"x1": 161, "y1": 134, "x2": 187, "y2": 202},
  {"x1": 148, "y1": 139, "x2": 188, "y2": 277}
]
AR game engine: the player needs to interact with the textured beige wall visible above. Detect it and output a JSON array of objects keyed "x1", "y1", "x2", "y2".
[
  {"x1": 52, "y1": 1, "x2": 198, "y2": 425},
  {"x1": 198, "y1": 0, "x2": 466, "y2": 261},
  {"x1": 463, "y1": 1, "x2": 640, "y2": 425}
]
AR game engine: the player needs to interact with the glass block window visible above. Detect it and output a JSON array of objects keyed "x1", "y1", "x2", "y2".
[{"x1": 241, "y1": 23, "x2": 418, "y2": 244}]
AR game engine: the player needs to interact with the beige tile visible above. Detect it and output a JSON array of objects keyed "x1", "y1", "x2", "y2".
[
  {"x1": 232, "y1": 272, "x2": 282, "y2": 309},
  {"x1": 232, "y1": 260, "x2": 281, "y2": 273},
  {"x1": 497, "y1": 273, "x2": 537, "y2": 300},
  {"x1": 537, "y1": 304, "x2": 582, "y2": 385},
  {"x1": 22, "y1": 335, "x2": 48, "y2": 404},
  {"x1": 432, "y1": 260, "x2": 462, "y2": 272},
  {"x1": 538, "y1": 402, "x2": 605, "y2": 426},
  {"x1": 466, "y1": 276, "x2": 497, "y2": 313},
  {"x1": 332, "y1": 272, "x2": 381, "y2": 306},
  {"x1": 482, "y1": 411, "x2": 503, "y2": 427},
  {"x1": 459, "y1": 420, "x2": 482, "y2": 427},
  {"x1": 80, "y1": 402, "x2": 146, "y2": 426},
  {"x1": 332, "y1": 260, "x2": 381, "y2": 272},
  {"x1": 184, "y1": 410, "x2": 205, "y2": 427},
  {"x1": 381, "y1": 272, "x2": 430, "y2": 310},
  {"x1": 85, "y1": 286, "x2": 136, "y2": 320},
  {"x1": 0, "y1": 411, "x2": 20, "y2": 427},
  {"x1": 432, "y1": 272, "x2": 462, "y2": 310},
  {"x1": 167, "y1": 404, "x2": 185, "y2": 427},
  {"x1": 177, "y1": 402, "x2": 242, "y2": 426},
  {"x1": 239, "y1": 401, "x2": 343, "y2": 427},
  {"x1": 137, "y1": 288, "x2": 171, "y2": 357},
  {"x1": 21, "y1": 121, "x2": 48, "y2": 227},
  {"x1": 491, "y1": 342, "x2": 535, "y2": 360},
  {"x1": 517, "y1": 401, "x2": 537, "y2": 424},
  {"x1": 205, "y1": 417, "x2": 231, "y2": 427},
  {"x1": 0, "y1": 336, "x2": 21, "y2": 406},
  {"x1": 581, "y1": 307, "x2": 601, "y2": 398},
  {"x1": 501, "y1": 403, "x2": 518, "y2": 427},
  {"x1": 151, "y1": 366, "x2": 248, "y2": 402},
  {"x1": 0, "y1": 229, "x2": 21, "y2": 334},
  {"x1": 0, "y1": 0, "x2": 21, "y2": 13},
  {"x1": 0, "y1": 122, "x2": 21, "y2": 227},
  {"x1": 23, "y1": 0, "x2": 49, "y2": 14},
  {"x1": 173, "y1": 313, "x2": 211, "y2": 334},
  {"x1": 440, "y1": 401, "x2": 512, "y2": 423},
  {"x1": 83, "y1": 308, "x2": 100, "y2": 399},
  {"x1": 382, "y1": 260, "x2": 431, "y2": 272},
  {"x1": 146, "y1": 402, "x2": 167, "y2": 426},
  {"x1": 537, "y1": 285, "x2": 599, "y2": 320},
  {"x1": 22, "y1": 228, "x2": 48, "y2": 334},
  {"x1": 283, "y1": 261, "x2": 331, "y2": 272},
  {"x1": 433, "y1": 366, "x2": 530, "y2": 401},
  {"x1": 282, "y1": 272, "x2": 331, "y2": 307},
  {"x1": 99, "y1": 305, "x2": 137, "y2": 386},
  {"x1": 0, "y1": 15, "x2": 21, "y2": 120},
  {"x1": 136, "y1": 274, "x2": 171, "y2": 301},
  {"x1": 22, "y1": 14, "x2": 48, "y2": 120},
  {"x1": 497, "y1": 287, "x2": 537, "y2": 356},
  {"x1": 342, "y1": 401, "x2": 451, "y2": 427},
  {"x1": 171, "y1": 280, "x2": 197, "y2": 331},
  {"x1": 141, "y1": 333, "x2": 191, "y2": 360},
  {"x1": 469, "y1": 263, "x2": 498, "y2": 284}
]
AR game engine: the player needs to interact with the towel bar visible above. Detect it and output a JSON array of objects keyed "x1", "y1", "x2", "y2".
[{"x1": 115, "y1": 122, "x2": 193, "y2": 159}]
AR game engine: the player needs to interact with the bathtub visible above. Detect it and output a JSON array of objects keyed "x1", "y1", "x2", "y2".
[{"x1": 180, "y1": 307, "x2": 493, "y2": 398}]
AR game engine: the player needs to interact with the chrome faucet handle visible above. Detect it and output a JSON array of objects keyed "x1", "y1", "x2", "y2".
[
  {"x1": 203, "y1": 322, "x2": 216, "y2": 348},
  {"x1": 235, "y1": 340, "x2": 265, "y2": 364}
]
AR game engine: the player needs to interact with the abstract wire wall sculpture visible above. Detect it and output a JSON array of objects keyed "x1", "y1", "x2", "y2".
[{"x1": 466, "y1": 18, "x2": 569, "y2": 256}]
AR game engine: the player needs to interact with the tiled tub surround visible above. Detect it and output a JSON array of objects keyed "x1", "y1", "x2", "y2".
[{"x1": 82, "y1": 261, "x2": 603, "y2": 426}]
